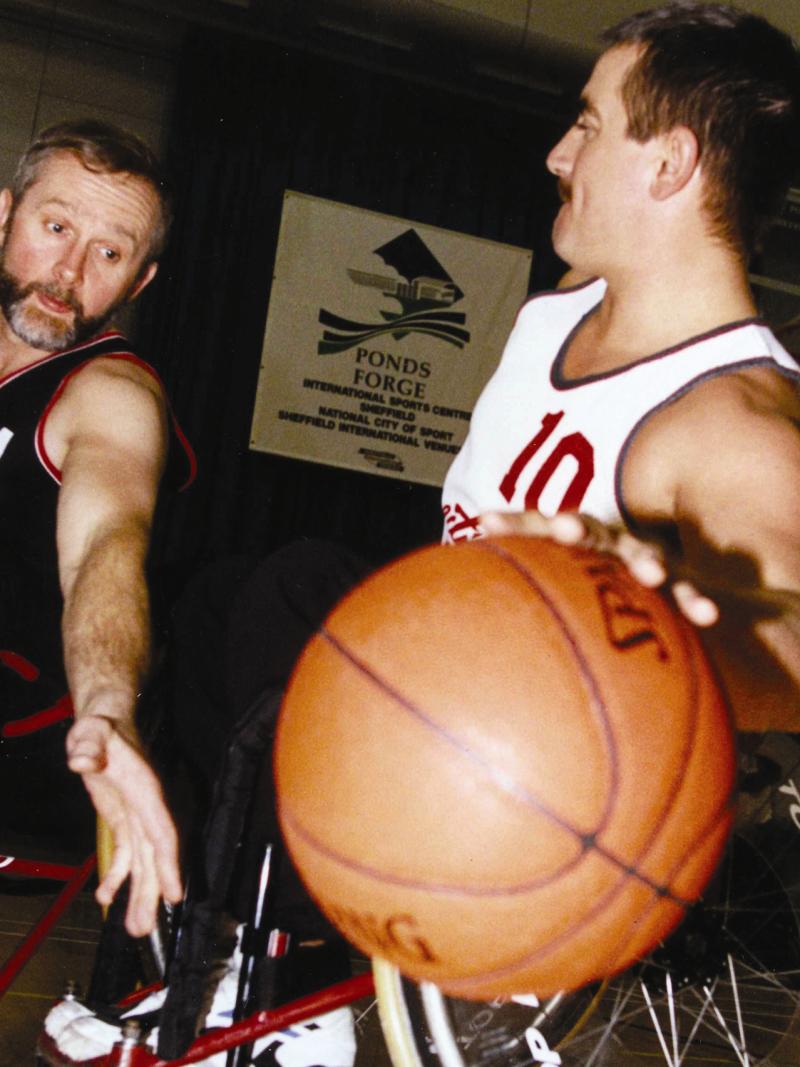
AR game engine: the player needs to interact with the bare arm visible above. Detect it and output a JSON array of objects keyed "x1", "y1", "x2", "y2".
[
  {"x1": 670, "y1": 401, "x2": 800, "y2": 732},
  {"x1": 49, "y1": 357, "x2": 182, "y2": 934}
]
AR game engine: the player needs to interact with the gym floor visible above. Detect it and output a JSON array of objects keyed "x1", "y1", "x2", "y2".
[{"x1": 0, "y1": 880, "x2": 98, "y2": 1066}]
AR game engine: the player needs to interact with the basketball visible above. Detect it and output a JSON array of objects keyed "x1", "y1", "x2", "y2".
[{"x1": 274, "y1": 536, "x2": 736, "y2": 999}]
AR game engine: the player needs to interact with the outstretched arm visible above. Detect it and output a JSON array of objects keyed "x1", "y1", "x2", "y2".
[{"x1": 51, "y1": 356, "x2": 182, "y2": 935}]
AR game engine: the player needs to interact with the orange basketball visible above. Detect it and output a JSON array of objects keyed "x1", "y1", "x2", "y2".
[{"x1": 274, "y1": 536, "x2": 736, "y2": 999}]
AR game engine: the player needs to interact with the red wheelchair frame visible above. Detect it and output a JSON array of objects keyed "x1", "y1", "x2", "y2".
[{"x1": 0, "y1": 853, "x2": 97, "y2": 1002}]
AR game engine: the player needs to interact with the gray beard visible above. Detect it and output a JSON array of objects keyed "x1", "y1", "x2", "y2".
[{"x1": 0, "y1": 268, "x2": 117, "y2": 352}]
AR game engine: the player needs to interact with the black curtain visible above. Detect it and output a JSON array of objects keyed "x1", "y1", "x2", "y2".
[{"x1": 139, "y1": 28, "x2": 567, "y2": 583}]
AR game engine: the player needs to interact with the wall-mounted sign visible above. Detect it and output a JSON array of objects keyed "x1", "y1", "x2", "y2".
[{"x1": 250, "y1": 191, "x2": 532, "y2": 486}]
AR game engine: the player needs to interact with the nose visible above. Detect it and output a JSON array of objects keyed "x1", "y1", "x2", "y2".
[
  {"x1": 546, "y1": 128, "x2": 577, "y2": 179},
  {"x1": 53, "y1": 241, "x2": 85, "y2": 287}
]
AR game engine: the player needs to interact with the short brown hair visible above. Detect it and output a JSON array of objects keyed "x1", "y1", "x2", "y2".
[
  {"x1": 12, "y1": 119, "x2": 172, "y2": 261},
  {"x1": 603, "y1": 2, "x2": 800, "y2": 258}
]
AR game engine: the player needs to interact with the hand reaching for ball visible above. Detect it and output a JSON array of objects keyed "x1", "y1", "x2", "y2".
[{"x1": 480, "y1": 510, "x2": 719, "y2": 629}]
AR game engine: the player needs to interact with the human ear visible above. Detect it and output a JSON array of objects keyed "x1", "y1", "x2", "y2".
[
  {"x1": 0, "y1": 189, "x2": 14, "y2": 245},
  {"x1": 650, "y1": 126, "x2": 699, "y2": 200},
  {"x1": 127, "y1": 260, "x2": 158, "y2": 302}
]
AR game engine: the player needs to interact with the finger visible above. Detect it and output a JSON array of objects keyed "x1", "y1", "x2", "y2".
[
  {"x1": 94, "y1": 824, "x2": 132, "y2": 907},
  {"x1": 125, "y1": 834, "x2": 160, "y2": 938},
  {"x1": 673, "y1": 580, "x2": 719, "y2": 627},
  {"x1": 152, "y1": 823, "x2": 183, "y2": 904},
  {"x1": 75, "y1": 740, "x2": 139, "y2": 910},
  {"x1": 65, "y1": 718, "x2": 111, "y2": 773},
  {"x1": 549, "y1": 512, "x2": 593, "y2": 545},
  {"x1": 67, "y1": 750, "x2": 107, "y2": 774},
  {"x1": 615, "y1": 533, "x2": 668, "y2": 587},
  {"x1": 133, "y1": 794, "x2": 182, "y2": 906},
  {"x1": 479, "y1": 510, "x2": 555, "y2": 537},
  {"x1": 536, "y1": 511, "x2": 614, "y2": 549}
]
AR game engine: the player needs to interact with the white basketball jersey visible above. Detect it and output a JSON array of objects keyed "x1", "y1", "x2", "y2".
[{"x1": 442, "y1": 278, "x2": 800, "y2": 543}]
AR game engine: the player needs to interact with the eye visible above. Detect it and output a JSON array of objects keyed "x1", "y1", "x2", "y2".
[
  {"x1": 575, "y1": 119, "x2": 599, "y2": 143},
  {"x1": 99, "y1": 246, "x2": 120, "y2": 263},
  {"x1": 46, "y1": 220, "x2": 65, "y2": 234},
  {"x1": 574, "y1": 110, "x2": 596, "y2": 134},
  {"x1": 569, "y1": 103, "x2": 597, "y2": 138}
]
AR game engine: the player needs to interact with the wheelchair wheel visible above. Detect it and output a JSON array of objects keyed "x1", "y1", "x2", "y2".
[{"x1": 376, "y1": 734, "x2": 800, "y2": 1066}]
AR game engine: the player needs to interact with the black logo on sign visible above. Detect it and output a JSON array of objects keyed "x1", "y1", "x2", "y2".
[{"x1": 318, "y1": 228, "x2": 471, "y2": 354}]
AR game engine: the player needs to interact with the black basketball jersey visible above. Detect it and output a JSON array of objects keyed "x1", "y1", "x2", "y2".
[{"x1": 0, "y1": 331, "x2": 194, "y2": 728}]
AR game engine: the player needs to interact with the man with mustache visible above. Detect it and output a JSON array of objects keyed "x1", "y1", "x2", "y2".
[
  {"x1": 0, "y1": 121, "x2": 192, "y2": 938},
  {"x1": 41, "y1": 5, "x2": 800, "y2": 1065},
  {"x1": 443, "y1": 1, "x2": 800, "y2": 734}
]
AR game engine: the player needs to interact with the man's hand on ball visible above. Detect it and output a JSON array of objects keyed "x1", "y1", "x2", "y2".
[{"x1": 480, "y1": 510, "x2": 718, "y2": 628}]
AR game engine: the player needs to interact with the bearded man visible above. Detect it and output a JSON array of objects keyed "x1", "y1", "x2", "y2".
[{"x1": 0, "y1": 120, "x2": 193, "y2": 937}]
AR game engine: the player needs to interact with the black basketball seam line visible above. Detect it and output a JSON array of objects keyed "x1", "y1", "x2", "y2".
[
  {"x1": 283, "y1": 806, "x2": 587, "y2": 898},
  {"x1": 621, "y1": 609, "x2": 703, "y2": 874},
  {"x1": 458, "y1": 542, "x2": 734, "y2": 989},
  {"x1": 481, "y1": 539, "x2": 732, "y2": 901},
  {"x1": 486, "y1": 542, "x2": 738, "y2": 892},
  {"x1": 473, "y1": 539, "x2": 702, "y2": 909},
  {"x1": 648, "y1": 646, "x2": 737, "y2": 891},
  {"x1": 438, "y1": 861, "x2": 685, "y2": 994},
  {"x1": 553, "y1": 579, "x2": 707, "y2": 982},
  {"x1": 590, "y1": 602, "x2": 735, "y2": 963},
  {"x1": 315, "y1": 617, "x2": 693, "y2": 911},
  {"x1": 475, "y1": 540, "x2": 619, "y2": 828},
  {"x1": 425, "y1": 540, "x2": 700, "y2": 990},
  {"x1": 422, "y1": 683, "x2": 715, "y2": 994}
]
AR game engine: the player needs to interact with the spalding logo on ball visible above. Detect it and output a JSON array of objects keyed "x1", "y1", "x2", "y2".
[{"x1": 274, "y1": 537, "x2": 735, "y2": 1000}]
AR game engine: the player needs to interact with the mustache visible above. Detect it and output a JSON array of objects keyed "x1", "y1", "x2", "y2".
[
  {"x1": 557, "y1": 179, "x2": 572, "y2": 204},
  {"x1": 27, "y1": 282, "x2": 82, "y2": 315}
]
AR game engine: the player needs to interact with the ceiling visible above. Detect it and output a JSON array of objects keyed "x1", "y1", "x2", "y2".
[
  {"x1": 1, "y1": 0, "x2": 799, "y2": 116},
  {"x1": 393, "y1": 0, "x2": 800, "y2": 58}
]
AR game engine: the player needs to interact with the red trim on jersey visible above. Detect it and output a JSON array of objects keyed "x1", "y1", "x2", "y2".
[
  {"x1": 34, "y1": 349, "x2": 197, "y2": 490},
  {"x1": 169, "y1": 405, "x2": 198, "y2": 492},
  {"x1": 0, "y1": 331, "x2": 125, "y2": 390}
]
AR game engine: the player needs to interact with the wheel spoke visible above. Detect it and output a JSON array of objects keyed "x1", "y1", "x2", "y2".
[
  {"x1": 729, "y1": 952, "x2": 749, "y2": 1059},
  {"x1": 641, "y1": 980, "x2": 678, "y2": 1066},
  {"x1": 701, "y1": 983, "x2": 750, "y2": 1066},
  {"x1": 676, "y1": 982, "x2": 716, "y2": 1066},
  {"x1": 578, "y1": 975, "x2": 643, "y2": 1065}
]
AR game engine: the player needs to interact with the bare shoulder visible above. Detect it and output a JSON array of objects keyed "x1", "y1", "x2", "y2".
[
  {"x1": 664, "y1": 366, "x2": 800, "y2": 457},
  {"x1": 46, "y1": 355, "x2": 167, "y2": 471},
  {"x1": 61, "y1": 355, "x2": 165, "y2": 406},
  {"x1": 674, "y1": 371, "x2": 797, "y2": 537},
  {"x1": 624, "y1": 366, "x2": 800, "y2": 523},
  {"x1": 692, "y1": 364, "x2": 800, "y2": 417}
]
